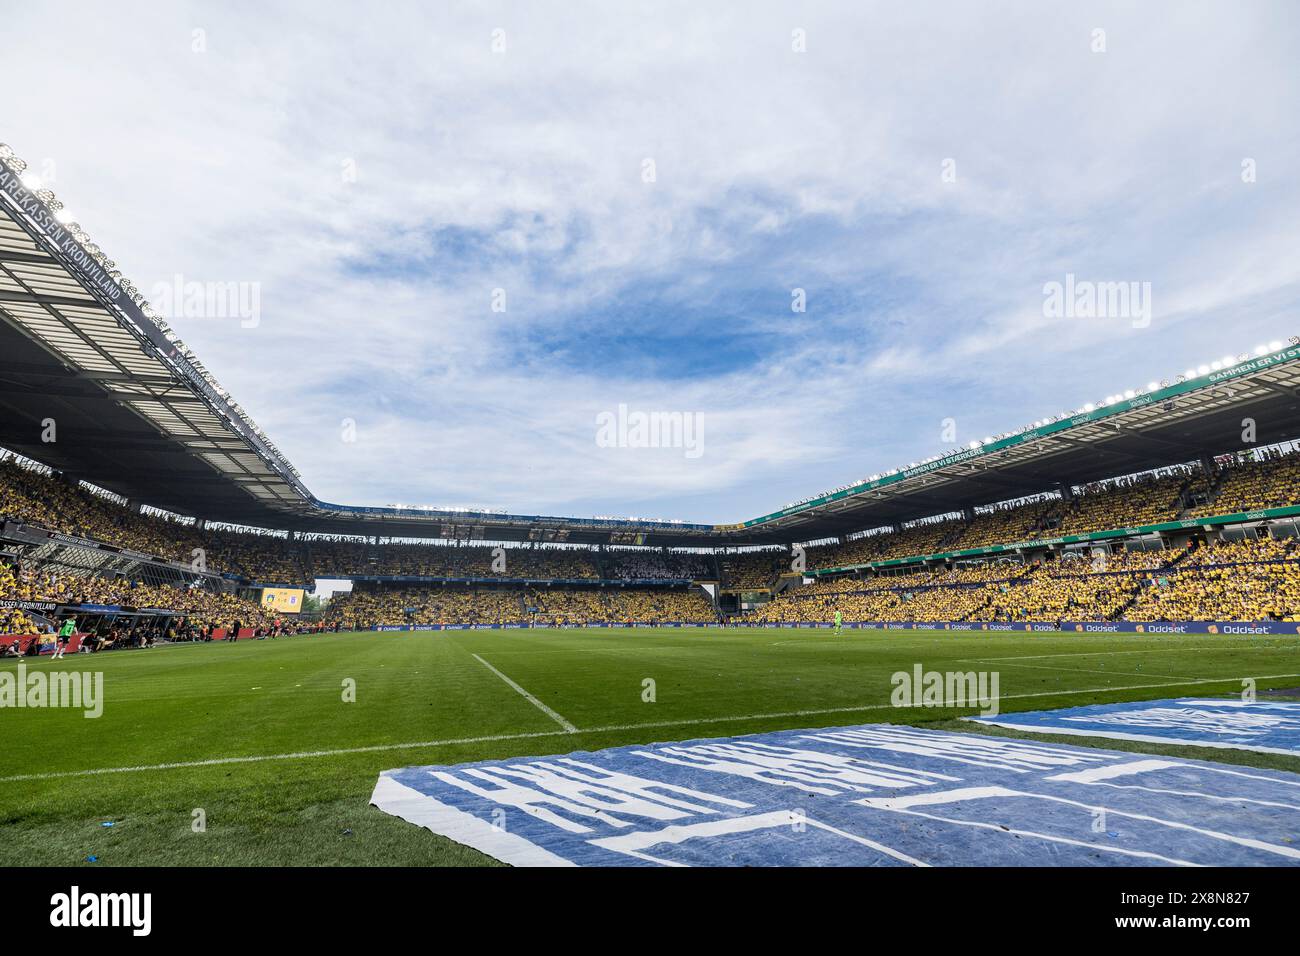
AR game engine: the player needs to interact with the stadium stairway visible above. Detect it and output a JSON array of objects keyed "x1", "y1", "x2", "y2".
[
  {"x1": 957, "y1": 587, "x2": 999, "y2": 623},
  {"x1": 1104, "y1": 546, "x2": 1196, "y2": 620},
  {"x1": 1175, "y1": 466, "x2": 1225, "y2": 518},
  {"x1": 770, "y1": 574, "x2": 802, "y2": 597},
  {"x1": 1107, "y1": 580, "x2": 1147, "y2": 622}
]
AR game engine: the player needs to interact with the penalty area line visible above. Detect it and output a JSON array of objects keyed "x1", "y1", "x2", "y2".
[{"x1": 5, "y1": 671, "x2": 1300, "y2": 784}]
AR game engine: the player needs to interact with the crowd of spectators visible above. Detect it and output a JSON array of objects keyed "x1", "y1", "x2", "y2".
[
  {"x1": 327, "y1": 585, "x2": 524, "y2": 627},
  {"x1": 1192, "y1": 448, "x2": 1300, "y2": 517},
  {"x1": 1059, "y1": 471, "x2": 1193, "y2": 536},
  {"x1": 806, "y1": 520, "x2": 968, "y2": 569},
  {"x1": 602, "y1": 550, "x2": 714, "y2": 580},
  {"x1": 0, "y1": 459, "x2": 731, "y2": 586},
  {"x1": 798, "y1": 466, "x2": 1222, "y2": 573},
  {"x1": 4, "y1": 443, "x2": 1300, "y2": 604},
  {"x1": 718, "y1": 551, "x2": 786, "y2": 589},
  {"x1": 956, "y1": 499, "x2": 1062, "y2": 550},
  {"x1": 327, "y1": 584, "x2": 717, "y2": 628},
  {"x1": 0, "y1": 562, "x2": 38, "y2": 635},
  {"x1": 966, "y1": 568, "x2": 1141, "y2": 623},
  {"x1": 202, "y1": 534, "x2": 309, "y2": 584},
  {"x1": 0, "y1": 559, "x2": 273, "y2": 633},
  {"x1": 602, "y1": 588, "x2": 716, "y2": 622},
  {"x1": 753, "y1": 588, "x2": 906, "y2": 623},
  {"x1": 1046, "y1": 548, "x2": 1171, "y2": 574},
  {"x1": 1126, "y1": 557, "x2": 1300, "y2": 622},
  {"x1": 0, "y1": 457, "x2": 206, "y2": 558},
  {"x1": 304, "y1": 541, "x2": 606, "y2": 579},
  {"x1": 751, "y1": 535, "x2": 1300, "y2": 624}
]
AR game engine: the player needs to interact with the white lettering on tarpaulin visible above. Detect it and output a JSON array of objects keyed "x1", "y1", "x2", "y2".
[
  {"x1": 1072, "y1": 707, "x2": 1296, "y2": 736},
  {"x1": 971, "y1": 699, "x2": 1300, "y2": 756},
  {"x1": 632, "y1": 740, "x2": 959, "y2": 795},
  {"x1": 428, "y1": 758, "x2": 751, "y2": 833},
  {"x1": 372, "y1": 722, "x2": 1300, "y2": 866},
  {"x1": 798, "y1": 725, "x2": 1101, "y2": 773}
]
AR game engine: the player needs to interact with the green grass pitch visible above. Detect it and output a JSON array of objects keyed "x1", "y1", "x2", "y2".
[{"x1": 2, "y1": 627, "x2": 1299, "y2": 866}]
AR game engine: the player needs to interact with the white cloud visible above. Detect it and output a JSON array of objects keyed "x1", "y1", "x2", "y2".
[{"x1": 5, "y1": 1, "x2": 1300, "y2": 523}]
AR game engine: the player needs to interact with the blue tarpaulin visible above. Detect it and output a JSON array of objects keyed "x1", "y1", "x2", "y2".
[
  {"x1": 371, "y1": 722, "x2": 1300, "y2": 866},
  {"x1": 969, "y1": 698, "x2": 1300, "y2": 756}
]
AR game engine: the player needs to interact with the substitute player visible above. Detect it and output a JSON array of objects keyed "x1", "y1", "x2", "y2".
[
  {"x1": 833, "y1": 608, "x2": 843, "y2": 635},
  {"x1": 53, "y1": 616, "x2": 75, "y2": 659}
]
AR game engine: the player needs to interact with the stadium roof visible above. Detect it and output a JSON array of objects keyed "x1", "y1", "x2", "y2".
[
  {"x1": 2, "y1": 144, "x2": 1299, "y2": 549},
  {"x1": 725, "y1": 352, "x2": 1300, "y2": 542}
]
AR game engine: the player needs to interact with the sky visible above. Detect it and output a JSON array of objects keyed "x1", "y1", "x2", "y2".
[{"x1": 4, "y1": 1, "x2": 1300, "y2": 526}]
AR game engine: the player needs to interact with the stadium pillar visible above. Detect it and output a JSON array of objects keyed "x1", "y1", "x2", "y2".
[
  {"x1": 1057, "y1": 483, "x2": 1073, "y2": 502},
  {"x1": 125, "y1": 498, "x2": 145, "y2": 514},
  {"x1": 1200, "y1": 454, "x2": 1218, "y2": 477},
  {"x1": 195, "y1": 518, "x2": 207, "y2": 531},
  {"x1": 962, "y1": 507, "x2": 975, "y2": 522}
]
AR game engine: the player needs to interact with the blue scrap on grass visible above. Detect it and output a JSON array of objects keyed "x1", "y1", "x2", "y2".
[
  {"x1": 370, "y1": 722, "x2": 1300, "y2": 867},
  {"x1": 968, "y1": 698, "x2": 1300, "y2": 756}
]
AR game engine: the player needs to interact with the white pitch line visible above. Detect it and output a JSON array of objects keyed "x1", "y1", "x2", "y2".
[
  {"x1": 471, "y1": 653, "x2": 577, "y2": 733},
  {"x1": 0, "y1": 730, "x2": 572, "y2": 783},
  {"x1": 5, "y1": 672, "x2": 1300, "y2": 785}
]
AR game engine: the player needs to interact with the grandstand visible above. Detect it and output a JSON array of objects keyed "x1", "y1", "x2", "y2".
[
  {"x1": 3, "y1": 138, "x2": 1300, "y2": 638},
  {"x1": 7, "y1": 425, "x2": 1300, "y2": 636},
  {"x1": 4, "y1": 140, "x2": 1300, "y2": 880},
  {"x1": 2, "y1": 138, "x2": 1298, "y2": 640},
  {"x1": 3, "y1": 139, "x2": 1300, "y2": 634}
]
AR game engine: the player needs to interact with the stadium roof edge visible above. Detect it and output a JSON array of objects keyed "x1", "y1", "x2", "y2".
[
  {"x1": 0, "y1": 147, "x2": 725, "y2": 542},
  {"x1": 729, "y1": 341, "x2": 1300, "y2": 533},
  {"x1": 2, "y1": 142, "x2": 1299, "y2": 547}
]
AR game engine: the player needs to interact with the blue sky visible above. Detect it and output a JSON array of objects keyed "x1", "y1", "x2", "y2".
[{"x1": 4, "y1": 1, "x2": 1300, "y2": 524}]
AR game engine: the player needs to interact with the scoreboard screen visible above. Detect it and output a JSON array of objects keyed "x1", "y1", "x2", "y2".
[{"x1": 260, "y1": 587, "x2": 305, "y2": 614}]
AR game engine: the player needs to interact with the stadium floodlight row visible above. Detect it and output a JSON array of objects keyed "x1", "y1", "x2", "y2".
[{"x1": 2, "y1": 142, "x2": 1300, "y2": 552}]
